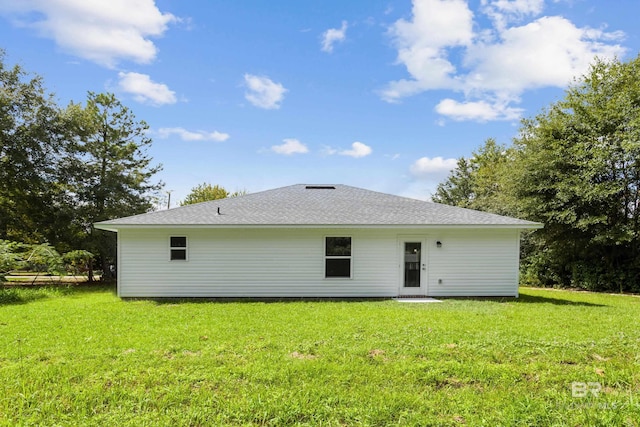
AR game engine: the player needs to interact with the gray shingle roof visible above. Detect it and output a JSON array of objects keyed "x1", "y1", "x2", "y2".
[{"x1": 95, "y1": 184, "x2": 542, "y2": 229}]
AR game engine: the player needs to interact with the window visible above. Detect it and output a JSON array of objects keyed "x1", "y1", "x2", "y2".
[
  {"x1": 325, "y1": 237, "x2": 351, "y2": 278},
  {"x1": 170, "y1": 236, "x2": 187, "y2": 261}
]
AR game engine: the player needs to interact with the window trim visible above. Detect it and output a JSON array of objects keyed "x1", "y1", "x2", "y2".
[
  {"x1": 324, "y1": 236, "x2": 352, "y2": 279},
  {"x1": 169, "y1": 236, "x2": 188, "y2": 261}
]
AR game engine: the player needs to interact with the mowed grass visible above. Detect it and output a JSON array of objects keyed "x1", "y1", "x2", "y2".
[{"x1": 0, "y1": 286, "x2": 639, "y2": 426}]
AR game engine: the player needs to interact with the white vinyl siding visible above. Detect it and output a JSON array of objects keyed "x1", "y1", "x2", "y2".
[
  {"x1": 116, "y1": 227, "x2": 521, "y2": 297},
  {"x1": 426, "y1": 229, "x2": 520, "y2": 297},
  {"x1": 118, "y1": 228, "x2": 395, "y2": 297}
]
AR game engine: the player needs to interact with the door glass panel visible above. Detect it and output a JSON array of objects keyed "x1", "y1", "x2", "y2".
[{"x1": 404, "y1": 242, "x2": 421, "y2": 287}]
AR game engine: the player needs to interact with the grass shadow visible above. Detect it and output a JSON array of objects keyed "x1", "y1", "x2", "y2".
[
  {"x1": 0, "y1": 283, "x2": 116, "y2": 306},
  {"x1": 435, "y1": 294, "x2": 605, "y2": 307},
  {"x1": 137, "y1": 296, "x2": 391, "y2": 305},
  {"x1": 0, "y1": 287, "x2": 50, "y2": 306},
  {"x1": 129, "y1": 294, "x2": 604, "y2": 307},
  {"x1": 515, "y1": 293, "x2": 606, "y2": 307}
]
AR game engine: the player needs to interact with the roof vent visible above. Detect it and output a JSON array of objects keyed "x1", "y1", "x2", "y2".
[{"x1": 305, "y1": 185, "x2": 336, "y2": 190}]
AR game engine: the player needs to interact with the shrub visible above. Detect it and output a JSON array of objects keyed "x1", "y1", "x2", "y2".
[
  {"x1": 62, "y1": 250, "x2": 94, "y2": 276},
  {"x1": 22, "y1": 243, "x2": 65, "y2": 276}
]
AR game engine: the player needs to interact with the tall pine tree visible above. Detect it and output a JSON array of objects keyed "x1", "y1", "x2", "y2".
[{"x1": 64, "y1": 92, "x2": 163, "y2": 277}]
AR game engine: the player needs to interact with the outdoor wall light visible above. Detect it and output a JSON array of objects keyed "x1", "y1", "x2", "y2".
[{"x1": 436, "y1": 241, "x2": 442, "y2": 248}]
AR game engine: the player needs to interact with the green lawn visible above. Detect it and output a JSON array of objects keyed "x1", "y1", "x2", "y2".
[{"x1": 1, "y1": 286, "x2": 638, "y2": 426}]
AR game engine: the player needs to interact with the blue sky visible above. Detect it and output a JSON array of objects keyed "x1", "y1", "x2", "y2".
[{"x1": 0, "y1": 0, "x2": 637, "y2": 206}]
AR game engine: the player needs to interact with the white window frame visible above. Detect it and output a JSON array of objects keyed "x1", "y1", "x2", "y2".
[
  {"x1": 169, "y1": 236, "x2": 188, "y2": 261},
  {"x1": 324, "y1": 236, "x2": 352, "y2": 279}
]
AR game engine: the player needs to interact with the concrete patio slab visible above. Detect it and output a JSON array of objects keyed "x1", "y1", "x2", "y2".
[{"x1": 394, "y1": 297, "x2": 442, "y2": 303}]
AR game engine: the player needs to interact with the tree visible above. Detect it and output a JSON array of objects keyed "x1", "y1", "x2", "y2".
[
  {"x1": 0, "y1": 51, "x2": 164, "y2": 278},
  {"x1": 432, "y1": 157, "x2": 474, "y2": 208},
  {"x1": 512, "y1": 56, "x2": 640, "y2": 292},
  {"x1": 181, "y1": 183, "x2": 228, "y2": 206},
  {"x1": 180, "y1": 183, "x2": 246, "y2": 206},
  {"x1": 0, "y1": 50, "x2": 69, "y2": 244},
  {"x1": 62, "y1": 250, "x2": 94, "y2": 278},
  {"x1": 432, "y1": 138, "x2": 515, "y2": 216},
  {"x1": 64, "y1": 92, "x2": 163, "y2": 278}
]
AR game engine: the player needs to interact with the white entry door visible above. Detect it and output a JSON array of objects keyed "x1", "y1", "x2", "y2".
[{"x1": 399, "y1": 237, "x2": 427, "y2": 296}]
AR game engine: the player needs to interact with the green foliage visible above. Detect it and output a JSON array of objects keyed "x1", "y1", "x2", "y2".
[
  {"x1": 0, "y1": 240, "x2": 24, "y2": 282},
  {"x1": 22, "y1": 243, "x2": 65, "y2": 276},
  {"x1": 62, "y1": 250, "x2": 94, "y2": 276},
  {"x1": 0, "y1": 240, "x2": 22, "y2": 270},
  {"x1": 432, "y1": 157, "x2": 474, "y2": 207},
  {"x1": 0, "y1": 50, "x2": 69, "y2": 244},
  {"x1": 0, "y1": 287, "x2": 638, "y2": 425},
  {"x1": 513, "y1": 56, "x2": 640, "y2": 292},
  {"x1": 180, "y1": 183, "x2": 230, "y2": 206},
  {"x1": 1, "y1": 240, "x2": 96, "y2": 282},
  {"x1": 434, "y1": 56, "x2": 640, "y2": 293},
  {"x1": 432, "y1": 138, "x2": 516, "y2": 216},
  {"x1": 229, "y1": 188, "x2": 248, "y2": 198},
  {"x1": 0, "y1": 52, "x2": 163, "y2": 271},
  {"x1": 63, "y1": 92, "x2": 163, "y2": 223},
  {"x1": 61, "y1": 92, "x2": 163, "y2": 274}
]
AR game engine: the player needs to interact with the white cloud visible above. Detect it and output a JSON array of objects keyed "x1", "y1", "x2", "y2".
[
  {"x1": 410, "y1": 156, "x2": 457, "y2": 177},
  {"x1": 481, "y1": 0, "x2": 544, "y2": 31},
  {"x1": 0, "y1": 0, "x2": 177, "y2": 67},
  {"x1": 382, "y1": 0, "x2": 626, "y2": 121},
  {"x1": 320, "y1": 146, "x2": 338, "y2": 156},
  {"x1": 117, "y1": 72, "x2": 177, "y2": 106},
  {"x1": 321, "y1": 20, "x2": 348, "y2": 53},
  {"x1": 271, "y1": 138, "x2": 309, "y2": 155},
  {"x1": 485, "y1": 0, "x2": 544, "y2": 15},
  {"x1": 435, "y1": 98, "x2": 523, "y2": 121},
  {"x1": 381, "y1": 0, "x2": 473, "y2": 102},
  {"x1": 464, "y1": 16, "x2": 625, "y2": 93},
  {"x1": 157, "y1": 127, "x2": 229, "y2": 142},
  {"x1": 244, "y1": 74, "x2": 287, "y2": 109},
  {"x1": 339, "y1": 142, "x2": 372, "y2": 158},
  {"x1": 405, "y1": 156, "x2": 459, "y2": 201}
]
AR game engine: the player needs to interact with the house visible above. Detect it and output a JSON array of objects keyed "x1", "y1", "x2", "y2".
[{"x1": 94, "y1": 184, "x2": 542, "y2": 298}]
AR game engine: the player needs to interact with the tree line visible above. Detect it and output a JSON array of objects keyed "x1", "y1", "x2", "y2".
[
  {"x1": 433, "y1": 56, "x2": 640, "y2": 293},
  {"x1": 0, "y1": 50, "x2": 163, "y2": 279},
  {"x1": 0, "y1": 50, "x2": 246, "y2": 282}
]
